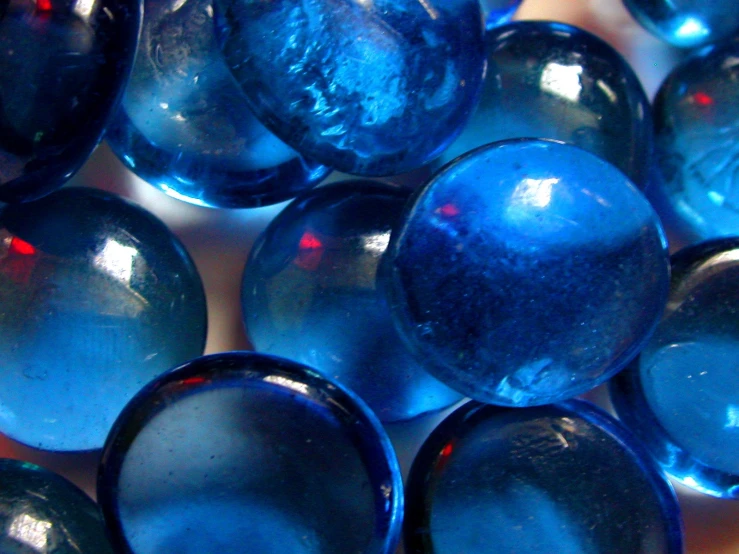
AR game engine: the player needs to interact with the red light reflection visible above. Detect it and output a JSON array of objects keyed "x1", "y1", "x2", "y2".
[
  {"x1": 36, "y1": 0, "x2": 53, "y2": 11},
  {"x1": 436, "y1": 203, "x2": 460, "y2": 218},
  {"x1": 295, "y1": 230, "x2": 325, "y2": 271},
  {"x1": 10, "y1": 237, "x2": 36, "y2": 256},
  {"x1": 692, "y1": 92, "x2": 714, "y2": 107}
]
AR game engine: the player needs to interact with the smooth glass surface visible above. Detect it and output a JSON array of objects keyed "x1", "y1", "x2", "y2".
[
  {"x1": 106, "y1": 0, "x2": 330, "y2": 209},
  {"x1": 611, "y1": 238, "x2": 739, "y2": 498},
  {"x1": 0, "y1": 0, "x2": 140, "y2": 203},
  {"x1": 98, "y1": 351, "x2": 403, "y2": 554},
  {"x1": 481, "y1": 0, "x2": 521, "y2": 29},
  {"x1": 649, "y1": 37, "x2": 739, "y2": 243},
  {"x1": 214, "y1": 0, "x2": 486, "y2": 176},
  {"x1": 623, "y1": 0, "x2": 739, "y2": 48},
  {"x1": 0, "y1": 459, "x2": 113, "y2": 553},
  {"x1": 436, "y1": 21, "x2": 653, "y2": 189},
  {"x1": 0, "y1": 187, "x2": 207, "y2": 451},
  {"x1": 404, "y1": 400, "x2": 683, "y2": 553},
  {"x1": 386, "y1": 139, "x2": 670, "y2": 406},
  {"x1": 242, "y1": 181, "x2": 462, "y2": 422}
]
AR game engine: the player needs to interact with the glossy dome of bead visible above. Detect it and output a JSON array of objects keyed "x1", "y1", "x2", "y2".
[
  {"x1": 0, "y1": 187, "x2": 207, "y2": 451},
  {"x1": 435, "y1": 21, "x2": 653, "y2": 189},
  {"x1": 0, "y1": 0, "x2": 140, "y2": 203},
  {"x1": 213, "y1": 0, "x2": 486, "y2": 176},
  {"x1": 98, "y1": 351, "x2": 403, "y2": 554},
  {"x1": 106, "y1": 0, "x2": 330, "y2": 209},
  {"x1": 386, "y1": 139, "x2": 670, "y2": 406},
  {"x1": 611, "y1": 238, "x2": 739, "y2": 498}
]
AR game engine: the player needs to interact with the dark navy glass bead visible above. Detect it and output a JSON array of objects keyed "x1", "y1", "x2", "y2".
[
  {"x1": 0, "y1": 187, "x2": 207, "y2": 452},
  {"x1": 0, "y1": 0, "x2": 140, "y2": 203},
  {"x1": 242, "y1": 181, "x2": 462, "y2": 422},
  {"x1": 214, "y1": 0, "x2": 486, "y2": 176},
  {"x1": 0, "y1": 458, "x2": 114, "y2": 553},
  {"x1": 385, "y1": 139, "x2": 670, "y2": 406},
  {"x1": 98, "y1": 351, "x2": 403, "y2": 554},
  {"x1": 623, "y1": 0, "x2": 739, "y2": 48},
  {"x1": 480, "y1": 0, "x2": 521, "y2": 29},
  {"x1": 436, "y1": 21, "x2": 654, "y2": 189},
  {"x1": 649, "y1": 36, "x2": 739, "y2": 243},
  {"x1": 610, "y1": 238, "x2": 739, "y2": 498},
  {"x1": 106, "y1": 0, "x2": 330, "y2": 209},
  {"x1": 404, "y1": 400, "x2": 683, "y2": 554}
]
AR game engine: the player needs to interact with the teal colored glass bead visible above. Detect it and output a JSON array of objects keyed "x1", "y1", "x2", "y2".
[
  {"x1": 98, "y1": 352, "x2": 403, "y2": 554},
  {"x1": 0, "y1": 187, "x2": 207, "y2": 451},
  {"x1": 404, "y1": 401, "x2": 683, "y2": 553},
  {"x1": 386, "y1": 139, "x2": 670, "y2": 407},
  {"x1": 0, "y1": 0, "x2": 140, "y2": 203},
  {"x1": 242, "y1": 181, "x2": 462, "y2": 422},
  {"x1": 106, "y1": 0, "x2": 330, "y2": 209},
  {"x1": 611, "y1": 238, "x2": 739, "y2": 498},
  {"x1": 649, "y1": 36, "x2": 739, "y2": 243},
  {"x1": 0, "y1": 459, "x2": 114, "y2": 553},
  {"x1": 623, "y1": 0, "x2": 739, "y2": 48},
  {"x1": 436, "y1": 21, "x2": 654, "y2": 189},
  {"x1": 214, "y1": 0, "x2": 486, "y2": 176}
]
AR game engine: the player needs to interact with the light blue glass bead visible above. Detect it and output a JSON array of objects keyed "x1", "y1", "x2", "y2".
[
  {"x1": 106, "y1": 0, "x2": 330, "y2": 209},
  {"x1": 98, "y1": 351, "x2": 403, "y2": 554},
  {"x1": 0, "y1": 187, "x2": 207, "y2": 451},
  {"x1": 214, "y1": 0, "x2": 486, "y2": 176},
  {"x1": 623, "y1": 0, "x2": 739, "y2": 48},
  {"x1": 404, "y1": 401, "x2": 684, "y2": 553},
  {"x1": 649, "y1": 36, "x2": 739, "y2": 243},
  {"x1": 436, "y1": 21, "x2": 653, "y2": 189},
  {"x1": 386, "y1": 139, "x2": 670, "y2": 406},
  {"x1": 0, "y1": 459, "x2": 113, "y2": 553},
  {"x1": 242, "y1": 181, "x2": 462, "y2": 422},
  {"x1": 0, "y1": 0, "x2": 140, "y2": 203},
  {"x1": 480, "y1": 0, "x2": 521, "y2": 29},
  {"x1": 611, "y1": 238, "x2": 739, "y2": 498}
]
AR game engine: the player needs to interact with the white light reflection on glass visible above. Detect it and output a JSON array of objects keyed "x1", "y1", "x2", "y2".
[
  {"x1": 362, "y1": 231, "x2": 390, "y2": 256},
  {"x1": 264, "y1": 375, "x2": 310, "y2": 395},
  {"x1": 512, "y1": 177, "x2": 558, "y2": 209},
  {"x1": 9, "y1": 513, "x2": 52, "y2": 551},
  {"x1": 725, "y1": 405, "x2": 739, "y2": 429},
  {"x1": 72, "y1": 0, "x2": 96, "y2": 20},
  {"x1": 93, "y1": 238, "x2": 138, "y2": 283},
  {"x1": 674, "y1": 17, "x2": 709, "y2": 40},
  {"x1": 540, "y1": 62, "x2": 583, "y2": 102}
]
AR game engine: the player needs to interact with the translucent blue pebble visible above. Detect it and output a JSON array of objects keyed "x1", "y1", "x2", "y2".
[
  {"x1": 242, "y1": 181, "x2": 462, "y2": 422},
  {"x1": 214, "y1": 0, "x2": 486, "y2": 176},
  {"x1": 623, "y1": 0, "x2": 739, "y2": 48},
  {"x1": 404, "y1": 400, "x2": 684, "y2": 554},
  {"x1": 649, "y1": 36, "x2": 739, "y2": 243},
  {"x1": 436, "y1": 21, "x2": 654, "y2": 190},
  {"x1": 385, "y1": 139, "x2": 670, "y2": 407},
  {"x1": 98, "y1": 351, "x2": 403, "y2": 554},
  {"x1": 0, "y1": 0, "x2": 140, "y2": 203},
  {"x1": 0, "y1": 187, "x2": 207, "y2": 451},
  {"x1": 480, "y1": 0, "x2": 521, "y2": 29},
  {"x1": 106, "y1": 0, "x2": 330, "y2": 209},
  {"x1": 610, "y1": 238, "x2": 739, "y2": 498},
  {"x1": 0, "y1": 458, "x2": 114, "y2": 553}
]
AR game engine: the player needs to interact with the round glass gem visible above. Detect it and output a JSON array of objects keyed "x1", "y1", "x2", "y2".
[
  {"x1": 242, "y1": 181, "x2": 462, "y2": 422},
  {"x1": 385, "y1": 139, "x2": 670, "y2": 407},
  {"x1": 404, "y1": 400, "x2": 684, "y2": 553},
  {"x1": 213, "y1": 0, "x2": 486, "y2": 176},
  {"x1": 0, "y1": 0, "x2": 141, "y2": 203},
  {"x1": 610, "y1": 237, "x2": 739, "y2": 498},
  {"x1": 623, "y1": 0, "x2": 739, "y2": 49},
  {"x1": 98, "y1": 351, "x2": 403, "y2": 554},
  {"x1": 106, "y1": 0, "x2": 330, "y2": 209},
  {"x1": 435, "y1": 21, "x2": 654, "y2": 190},
  {"x1": 648, "y1": 36, "x2": 739, "y2": 243},
  {"x1": 480, "y1": 0, "x2": 521, "y2": 29},
  {"x1": 0, "y1": 187, "x2": 207, "y2": 451},
  {"x1": 0, "y1": 458, "x2": 114, "y2": 553}
]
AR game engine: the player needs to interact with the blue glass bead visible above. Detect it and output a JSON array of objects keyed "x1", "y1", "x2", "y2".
[
  {"x1": 480, "y1": 0, "x2": 521, "y2": 29},
  {"x1": 0, "y1": 458, "x2": 113, "y2": 552},
  {"x1": 0, "y1": 0, "x2": 140, "y2": 203},
  {"x1": 623, "y1": 0, "x2": 739, "y2": 48},
  {"x1": 242, "y1": 181, "x2": 462, "y2": 422},
  {"x1": 385, "y1": 139, "x2": 670, "y2": 406},
  {"x1": 404, "y1": 400, "x2": 683, "y2": 553},
  {"x1": 610, "y1": 238, "x2": 739, "y2": 498},
  {"x1": 98, "y1": 351, "x2": 403, "y2": 554},
  {"x1": 436, "y1": 21, "x2": 654, "y2": 189},
  {"x1": 106, "y1": 0, "x2": 331, "y2": 209},
  {"x1": 0, "y1": 187, "x2": 206, "y2": 451},
  {"x1": 214, "y1": 0, "x2": 486, "y2": 176},
  {"x1": 648, "y1": 36, "x2": 739, "y2": 243}
]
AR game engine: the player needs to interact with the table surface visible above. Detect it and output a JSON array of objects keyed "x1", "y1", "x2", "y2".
[{"x1": 1, "y1": 0, "x2": 738, "y2": 552}]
